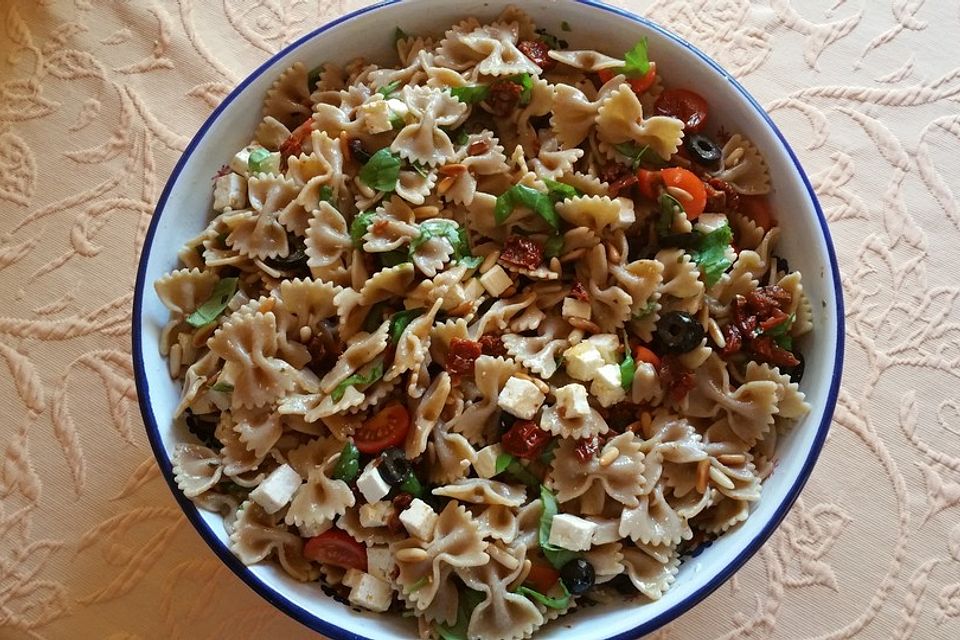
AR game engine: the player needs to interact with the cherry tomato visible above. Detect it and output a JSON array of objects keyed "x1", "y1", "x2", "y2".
[
  {"x1": 596, "y1": 68, "x2": 616, "y2": 86},
  {"x1": 526, "y1": 562, "x2": 561, "y2": 594},
  {"x1": 501, "y1": 420, "x2": 552, "y2": 460},
  {"x1": 354, "y1": 403, "x2": 410, "y2": 454},
  {"x1": 654, "y1": 88, "x2": 709, "y2": 132},
  {"x1": 636, "y1": 169, "x2": 662, "y2": 201},
  {"x1": 632, "y1": 345, "x2": 662, "y2": 370},
  {"x1": 660, "y1": 167, "x2": 707, "y2": 219},
  {"x1": 303, "y1": 529, "x2": 367, "y2": 571},
  {"x1": 739, "y1": 194, "x2": 775, "y2": 231},
  {"x1": 628, "y1": 62, "x2": 657, "y2": 94}
]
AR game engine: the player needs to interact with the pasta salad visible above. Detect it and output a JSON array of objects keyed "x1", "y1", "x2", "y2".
[{"x1": 158, "y1": 6, "x2": 812, "y2": 639}]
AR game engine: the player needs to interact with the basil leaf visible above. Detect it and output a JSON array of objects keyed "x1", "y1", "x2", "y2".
[
  {"x1": 495, "y1": 454, "x2": 540, "y2": 489},
  {"x1": 393, "y1": 26, "x2": 408, "y2": 46},
  {"x1": 656, "y1": 193, "x2": 685, "y2": 236},
  {"x1": 543, "y1": 178, "x2": 582, "y2": 203},
  {"x1": 359, "y1": 148, "x2": 402, "y2": 192},
  {"x1": 318, "y1": 184, "x2": 335, "y2": 206},
  {"x1": 389, "y1": 308, "x2": 424, "y2": 344},
  {"x1": 436, "y1": 588, "x2": 485, "y2": 640},
  {"x1": 451, "y1": 85, "x2": 490, "y2": 104},
  {"x1": 535, "y1": 27, "x2": 567, "y2": 50},
  {"x1": 331, "y1": 360, "x2": 384, "y2": 402},
  {"x1": 620, "y1": 343, "x2": 636, "y2": 391},
  {"x1": 615, "y1": 142, "x2": 665, "y2": 170},
  {"x1": 495, "y1": 184, "x2": 559, "y2": 230},
  {"x1": 186, "y1": 277, "x2": 238, "y2": 328},
  {"x1": 495, "y1": 453, "x2": 514, "y2": 475},
  {"x1": 634, "y1": 300, "x2": 658, "y2": 320},
  {"x1": 412, "y1": 219, "x2": 460, "y2": 254},
  {"x1": 350, "y1": 211, "x2": 376, "y2": 247},
  {"x1": 450, "y1": 127, "x2": 470, "y2": 146},
  {"x1": 332, "y1": 441, "x2": 360, "y2": 482},
  {"x1": 543, "y1": 235, "x2": 565, "y2": 259},
  {"x1": 775, "y1": 333, "x2": 794, "y2": 350},
  {"x1": 459, "y1": 255, "x2": 483, "y2": 269},
  {"x1": 210, "y1": 381, "x2": 234, "y2": 393},
  {"x1": 390, "y1": 113, "x2": 406, "y2": 130},
  {"x1": 363, "y1": 301, "x2": 390, "y2": 333},
  {"x1": 377, "y1": 79, "x2": 401, "y2": 98},
  {"x1": 689, "y1": 222, "x2": 734, "y2": 288},
  {"x1": 509, "y1": 73, "x2": 534, "y2": 104},
  {"x1": 765, "y1": 313, "x2": 796, "y2": 338},
  {"x1": 515, "y1": 583, "x2": 571, "y2": 609},
  {"x1": 622, "y1": 37, "x2": 651, "y2": 77},
  {"x1": 381, "y1": 249, "x2": 410, "y2": 267},
  {"x1": 399, "y1": 471, "x2": 425, "y2": 498},
  {"x1": 539, "y1": 485, "x2": 580, "y2": 569}
]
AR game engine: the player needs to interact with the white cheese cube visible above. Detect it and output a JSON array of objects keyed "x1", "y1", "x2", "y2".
[
  {"x1": 588, "y1": 518, "x2": 621, "y2": 545},
  {"x1": 554, "y1": 383, "x2": 591, "y2": 419},
  {"x1": 586, "y1": 334, "x2": 621, "y2": 364},
  {"x1": 357, "y1": 464, "x2": 391, "y2": 504},
  {"x1": 213, "y1": 173, "x2": 248, "y2": 211},
  {"x1": 463, "y1": 277, "x2": 485, "y2": 299},
  {"x1": 349, "y1": 573, "x2": 394, "y2": 612},
  {"x1": 366, "y1": 546, "x2": 396, "y2": 583},
  {"x1": 480, "y1": 265, "x2": 513, "y2": 297},
  {"x1": 358, "y1": 99, "x2": 394, "y2": 135},
  {"x1": 474, "y1": 444, "x2": 504, "y2": 479},
  {"x1": 695, "y1": 212, "x2": 728, "y2": 234},
  {"x1": 342, "y1": 568, "x2": 364, "y2": 589},
  {"x1": 563, "y1": 342, "x2": 605, "y2": 381},
  {"x1": 399, "y1": 498, "x2": 438, "y2": 540},
  {"x1": 548, "y1": 513, "x2": 598, "y2": 552},
  {"x1": 497, "y1": 376, "x2": 545, "y2": 420},
  {"x1": 386, "y1": 98, "x2": 409, "y2": 120},
  {"x1": 359, "y1": 500, "x2": 394, "y2": 528},
  {"x1": 591, "y1": 363, "x2": 626, "y2": 407},
  {"x1": 249, "y1": 463, "x2": 302, "y2": 514},
  {"x1": 229, "y1": 146, "x2": 255, "y2": 177},
  {"x1": 562, "y1": 297, "x2": 592, "y2": 320}
]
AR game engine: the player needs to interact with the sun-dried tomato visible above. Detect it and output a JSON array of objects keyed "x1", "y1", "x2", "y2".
[
  {"x1": 279, "y1": 119, "x2": 315, "y2": 164},
  {"x1": 386, "y1": 492, "x2": 413, "y2": 534},
  {"x1": 722, "y1": 285, "x2": 799, "y2": 367},
  {"x1": 573, "y1": 437, "x2": 600, "y2": 464},
  {"x1": 660, "y1": 355, "x2": 695, "y2": 403},
  {"x1": 307, "y1": 324, "x2": 342, "y2": 376},
  {"x1": 502, "y1": 420, "x2": 552, "y2": 460},
  {"x1": 488, "y1": 80, "x2": 523, "y2": 117},
  {"x1": 517, "y1": 40, "x2": 556, "y2": 72},
  {"x1": 751, "y1": 336, "x2": 800, "y2": 368},
  {"x1": 570, "y1": 280, "x2": 589, "y2": 302},
  {"x1": 609, "y1": 173, "x2": 639, "y2": 197},
  {"x1": 500, "y1": 235, "x2": 544, "y2": 271},
  {"x1": 479, "y1": 334, "x2": 507, "y2": 357},
  {"x1": 704, "y1": 177, "x2": 740, "y2": 213},
  {"x1": 446, "y1": 337, "x2": 483, "y2": 376},
  {"x1": 599, "y1": 163, "x2": 630, "y2": 186}
]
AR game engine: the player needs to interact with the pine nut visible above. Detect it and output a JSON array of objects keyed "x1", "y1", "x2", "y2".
[
  {"x1": 549, "y1": 257, "x2": 562, "y2": 274},
  {"x1": 718, "y1": 453, "x2": 746, "y2": 466},
  {"x1": 437, "y1": 175, "x2": 456, "y2": 195},
  {"x1": 414, "y1": 205, "x2": 440, "y2": 219},
  {"x1": 640, "y1": 411, "x2": 653, "y2": 433},
  {"x1": 727, "y1": 147, "x2": 745, "y2": 166},
  {"x1": 299, "y1": 325, "x2": 313, "y2": 342},
  {"x1": 168, "y1": 344, "x2": 182, "y2": 378},
  {"x1": 707, "y1": 318, "x2": 726, "y2": 349},
  {"x1": 396, "y1": 547, "x2": 430, "y2": 563},
  {"x1": 438, "y1": 163, "x2": 467, "y2": 177},
  {"x1": 709, "y1": 466, "x2": 736, "y2": 490},
  {"x1": 606, "y1": 243, "x2": 621, "y2": 264},
  {"x1": 448, "y1": 300, "x2": 474, "y2": 317},
  {"x1": 696, "y1": 459, "x2": 710, "y2": 494},
  {"x1": 480, "y1": 250, "x2": 501, "y2": 274},
  {"x1": 666, "y1": 185, "x2": 693, "y2": 203},
  {"x1": 599, "y1": 446, "x2": 620, "y2": 467},
  {"x1": 468, "y1": 140, "x2": 490, "y2": 156},
  {"x1": 568, "y1": 317, "x2": 600, "y2": 333}
]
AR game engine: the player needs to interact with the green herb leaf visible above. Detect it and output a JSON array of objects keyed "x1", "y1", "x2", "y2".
[
  {"x1": 509, "y1": 73, "x2": 534, "y2": 104},
  {"x1": 247, "y1": 148, "x2": 271, "y2": 174},
  {"x1": 450, "y1": 127, "x2": 470, "y2": 146},
  {"x1": 381, "y1": 249, "x2": 410, "y2": 267},
  {"x1": 459, "y1": 255, "x2": 483, "y2": 269},
  {"x1": 406, "y1": 575, "x2": 430, "y2": 593},
  {"x1": 615, "y1": 142, "x2": 665, "y2": 170},
  {"x1": 393, "y1": 26, "x2": 408, "y2": 45},
  {"x1": 561, "y1": 20, "x2": 572, "y2": 32},
  {"x1": 331, "y1": 360, "x2": 384, "y2": 402},
  {"x1": 389, "y1": 308, "x2": 424, "y2": 344},
  {"x1": 390, "y1": 113, "x2": 406, "y2": 130},
  {"x1": 350, "y1": 211, "x2": 376, "y2": 247},
  {"x1": 412, "y1": 219, "x2": 460, "y2": 254},
  {"x1": 363, "y1": 301, "x2": 390, "y2": 333},
  {"x1": 656, "y1": 193, "x2": 685, "y2": 237},
  {"x1": 399, "y1": 471, "x2": 425, "y2": 498},
  {"x1": 622, "y1": 37, "x2": 651, "y2": 77},
  {"x1": 543, "y1": 178, "x2": 582, "y2": 203},
  {"x1": 186, "y1": 277, "x2": 238, "y2": 328},
  {"x1": 689, "y1": 222, "x2": 734, "y2": 288},
  {"x1": 436, "y1": 588, "x2": 485, "y2": 640},
  {"x1": 377, "y1": 80, "x2": 402, "y2": 98},
  {"x1": 318, "y1": 184, "x2": 335, "y2": 206},
  {"x1": 516, "y1": 582, "x2": 572, "y2": 609},
  {"x1": 538, "y1": 438, "x2": 559, "y2": 465},
  {"x1": 211, "y1": 381, "x2": 234, "y2": 393},
  {"x1": 450, "y1": 84, "x2": 490, "y2": 104},
  {"x1": 775, "y1": 333, "x2": 794, "y2": 350},
  {"x1": 332, "y1": 441, "x2": 360, "y2": 482},
  {"x1": 620, "y1": 343, "x2": 636, "y2": 391},
  {"x1": 495, "y1": 453, "x2": 514, "y2": 475},
  {"x1": 543, "y1": 235, "x2": 565, "y2": 259},
  {"x1": 359, "y1": 148, "x2": 402, "y2": 192},
  {"x1": 535, "y1": 27, "x2": 567, "y2": 50},
  {"x1": 634, "y1": 299, "x2": 658, "y2": 320},
  {"x1": 539, "y1": 485, "x2": 580, "y2": 569},
  {"x1": 495, "y1": 183, "x2": 559, "y2": 230},
  {"x1": 307, "y1": 65, "x2": 323, "y2": 91},
  {"x1": 764, "y1": 313, "x2": 796, "y2": 338}
]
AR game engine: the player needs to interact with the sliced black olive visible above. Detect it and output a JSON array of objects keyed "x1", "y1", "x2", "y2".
[
  {"x1": 378, "y1": 448, "x2": 412, "y2": 486},
  {"x1": 656, "y1": 311, "x2": 706, "y2": 353},
  {"x1": 560, "y1": 559, "x2": 595, "y2": 595},
  {"x1": 684, "y1": 133, "x2": 722, "y2": 166},
  {"x1": 264, "y1": 234, "x2": 309, "y2": 272},
  {"x1": 608, "y1": 573, "x2": 637, "y2": 595},
  {"x1": 185, "y1": 409, "x2": 219, "y2": 448},
  {"x1": 349, "y1": 138, "x2": 371, "y2": 163},
  {"x1": 775, "y1": 256, "x2": 790, "y2": 275},
  {"x1": 787, "y1": 352, "x2": 805, "y2": 383}
]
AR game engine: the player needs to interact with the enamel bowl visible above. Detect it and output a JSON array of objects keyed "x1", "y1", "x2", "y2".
[{"x1": 133, "y1": 1, "x2": 844, "y2": 637}]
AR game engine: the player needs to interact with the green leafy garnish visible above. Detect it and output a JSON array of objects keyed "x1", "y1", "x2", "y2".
[
  {"x1": 393, "y1": 26, "x2": 408, "y2": 45},
  {"x1": 247, "y1": 148, "x2": 272, "y2": 174},
  {"x1": 561, "y1": 20, "x2": 572, "y2": 32},
  {"x1": 620, "y1": 340, "x2": 636, "y2": 391},
  {"x1": 516, "y1": 582, "x2": 572, "y2": 609},
  {"x1": 210, "y1": 381, "x2": 234, "y2": 393},
  {"x1": 377, "y1": 80, "x2": 402, "y2": 98},
  {"x1": 451, "y1": 84, "x2": 491, "y2": 104},
  {"x1": 363, "y1": 301, "x2": 390, "y2": 333},
  {"x1": 399, "y1": 471, "x2": 425, "y2": 498},
  {"x1": 331, "y1": 360, "x2": 384, "y2": 402},
  {"x1": 381, "y1": 250, "x2": 410, "y2": 267},
  {"x1": 389, "y1": 308, "x2": 424, "y2": 344},
  {"x1": 410, "y1": 160, "x2": 430, "y2": 178},
  {"x1": 318, "y1": 184, "x2": 335, "y2": 206},
  {"x1": 406, "y1": 576, "x2": 430, "y2": 593},
  {"x1": 656, "y1": 193, "x2": 685, "y2": 236},
  {"x1": 538, "y1": 438, "x2": 559, "y2": 465},
  {"x1": 390, "y1": 113, "x2": 406, "y2": 130},
  {"x1": 634, "y1": 299, "x2": 658, "y2": 319},
  {"x1": 332, "y1": 441, "x2": 360, "y2": 482},
  {"x1": 307, "y1": 65, "x2": 323, "y2": 91},
  {"x1": 764, "y1": 313, "x2": 796, "y2": 350},
  {"x1": 615, "y1": 142, "x2": 666, "y2": 170},
  {"x1": 451, "y1": 128, "x2": 470, "y2": 146},
  {"x1": 495, "y1": 453, "x2": 540, "y2": 490},
  {"x1": 359, "y1": 148, "x2": 402, "y2": 192},
  {"x1": 411, "y1": 219, "x2": 460, "y2": 254},
  {"x1": 494, "y1": 184, "x2": 559, "y2": 230},
  {"x1": 350, "y1": 211, "x2": 376, "y2": 247},
  {"x1": 535, "y1": 27, "x2": 567, "y2": 50},
  {"x1": 539, "y1": 485, "x2": 580, "y2": 569},
  {"x1": 495, "y1": 453, "x2": 514, "y2": 475},
  {"x1": 689, "y1": 223, "x2": 734, "y2": 288},
  {"x1": 509, "y1": 73, "x2": 534, "y2": 104},
  {"x1": 622, "y1": 37, "x2": 651, "y2": 77},
  {"x1": 436, "y1": 588, "x2": 485, "y2": 640},
  {"x1": 543, "y1": 178, "x2": 583, "y2": 203},
  {"x1": 186, "y1": 277, "x2": 238, "y2": 328},
  {"x1": 544, "y1": 235, "x2": 565, "y2": 259}
]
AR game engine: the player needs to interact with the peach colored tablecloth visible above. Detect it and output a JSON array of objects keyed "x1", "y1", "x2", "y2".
[{"x1": 1, "y1": 1, "x2": 958, "y2": 638}]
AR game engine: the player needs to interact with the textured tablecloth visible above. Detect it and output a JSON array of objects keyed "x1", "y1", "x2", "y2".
[{"x1": 1, "y1": 1, "x2": 958, "y2": 638}]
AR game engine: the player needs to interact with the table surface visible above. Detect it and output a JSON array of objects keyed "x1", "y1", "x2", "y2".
[{"x1": 1, "y1": 1, "x2": 958, "y2": 638}]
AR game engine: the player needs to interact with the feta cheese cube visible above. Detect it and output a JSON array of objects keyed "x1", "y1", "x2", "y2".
[
  {"x1": 366, "y1": 546, "x2": 396, "y2": 583},
  {"x1": 348, "y1": 573, "x2": 394, "y2": 612},
  {"x1": 480, "y1": 265, "x2": 513, "y2": 297},
  {"x1": 249, "y1": 464, "x2": 302, "y2": 514},
  {"x1": 229, "y1": 146, "x2": 255, "y2": 176},
  {"x1": 399, "y1": 498, "x2": 438, "y2": 540},
  {"x1": 586, "y1": 334, "x2": 621, "y2": 364},
  {"x1": 213, "y1": 173, "x2": 247, "y2": 211},
  {"x1": 357, "y1": 463, "x2": 391, "y2": 504},
  {"x1": 562, "y1": 297, "x2": 592, "y2": 320},
  {"x1": 563, "y1": 342, "x2": 605, "y2": 381},
  {"x1": 548, "y1": 513, "x2": 598, "y2": 551},
  {"x1": 474, "y1": 444, "x2": 504, "y2": 479},
  {"x1": 386, "y1": 98, "x2": 409, "y2": 120},
  {"x1": 497, "y1": 376, "x2": 546, "y2": 420},
  {"x1": 358, "y1": 99, "x2": 394, "y2": 135},
  {"x1": 359, "y1": 500, "x2": 394, "y2": 528},
  {"x1": 554, "y1": 383, "x2": 591, "y2": 419},
  {"x1": 694, "y1": 212, "x2": 728, "y2": 235},
  {"x1": 591, "y1": 363, "x2": 626, "y2": 407},
  {"x1": 588, "y1": 517, "x2": 621, "y2": 545},
  {"x1": 463, "y1": 277, "x2": 485, "y2": 299},
  {"x1": 342, "y1": 568, "x2": 364, "y2": 589}
]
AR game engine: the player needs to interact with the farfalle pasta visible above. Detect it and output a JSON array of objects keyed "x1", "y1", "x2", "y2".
[{"x1": 156, "y1": 7, "x2": 812, "y2": 638}]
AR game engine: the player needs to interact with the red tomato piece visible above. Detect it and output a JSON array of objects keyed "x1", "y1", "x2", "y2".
[
  {"x1": 526, "y1": 563, "x2": 561, "y2": 594},
  {"x1": 632, "y1": 345, "x2": 662, "y2": 370},
  {"x1": 660, "y1": 167, "x2": 707, "y2": 220},
  {"x1": 355, "y1": 403, "x2": 410, "y2": 454},
  {"x1": 628, "y1": 62, "x2": 657, "y2": 94},
  {"x1": 446, "y1": 337, "x2": 483, "y2": 376},
  {"x1": 654, "y1": 88, "x2": 709, "y2": 132},
  {"x1": 304, "y1": 529, "x2": 367, "y2": 571},
  {"x1": 596, "y1": 68, "x2": 616, "y2": 86},
  {"x1": 501, "y1": 420, "x2": 552, "y2": 460},
  {"x1": 636, "y1": 168, "x2": 662, "y2": 201},
  {"x1": 740, "y1": 195, "x2": 775, "y2": 231}
]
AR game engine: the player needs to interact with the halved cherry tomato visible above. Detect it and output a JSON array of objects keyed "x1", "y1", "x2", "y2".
[
  {"x1": 354, "y1": 403, "x2": 410, "y2": 454},
  {"x1": 661, "y1": 167, "x2": 707, "y2": 220},
  {"x1": 501, "y1": 420, "x2": 552, "y2": 460},
  {"x1": 597, "y1": 63, "x2": 657, "y2": 95},
  {"x1": 654, "y1": 88, "x2": 709, "y2": 132},
  {"x1": 526, "y1": 562, "x2": 560, "y2": 594},
  {"x1": 304, "y1": 529, "x2": 367, "y2": 571},
  {"x1": 739, "y1": 194, "x2": 775, "y2": 231},
  {"x1": 633, "y1": 345, "x2": 662, "y2": 371},
  {"x1": 596, "y1": 68, "x2": 616, "y2": 86},
  {"x1": 636, "y1": 168, "x2": 662, "y2": 201}
]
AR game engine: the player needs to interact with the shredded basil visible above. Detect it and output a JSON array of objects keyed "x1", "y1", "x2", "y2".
[
  {"x1": 494, "y1": 183, "x2": 559, "y2": 230},
  {"x1": 543, "y1": 178, "x2": 582, "y2": 203},
  {"x1": 509, "y1": 73, "x2": 534, "y2": 105},
  {"x1": 515, "y1": 582, "x2": 572, "y2": 609},
  {"x1": 377, "y1": 79, "x2": 402, "y2": 98},
  {"x1": 620, "y1": 339, "x2": 636, "y2": 391},
  {"x1": 656, "y1": 193, "x2": 685, "y2": 237},
  {"x1": 622, "y1": 37, "x2": 651, "y2": 77},
  {"x1": 359, "y1": 148, "x2": 402, "y2": 192},
  {"x1": 307, "y1": 65, "x2": 323, "y2": 91},
  {"x1": 406, "y1": 576, "x2": 430, "y2": 593},
  {"x1": 615, "y1": 142, "x2": 665, "y2": 170},
  {"x1": 210, "y1": 381, "x2": 234, "y2": 393},
  {"x1": 689, "y1": 222, "x2": 734, "y2": 288},
  {"x1": 363, "y1": 301, "x2": 390, "y2": 333},
  {"x1": 450, "y1": 84, "x2": 490, "y2": 104},
  {"x1": 495, "y1": 454, "x2": 540, "y2": 490},
  {"x1": 399, "y1": 471, "x2": 425, "y2": 498},
  {"x1": 332, "y1": 441, "x2": 360, "y2": 482},
  {"x1": 186, "y1": 277, "x2": 238, "y2": 328},
  {"x1": 543, "y1": 235, "x2": 564, "y2": 259},
  {"x1": 318, "y1": 184, "x2": 335, "y2": 206},
  {"x1": 764, "y1": 313, "x2": 796, "y2": 350},
  {"x1": 539, "y1": 485, "x2": 580, "y2": 569},
  {"x1": 350, "y1": 211, "x2": 376, "y2": 247},
  {"x1": 389, "y1": 308, "x2": 424, "y2": 344},
  {"x1": 331, "y1": 360, "x2": 384, "y2": 402}
]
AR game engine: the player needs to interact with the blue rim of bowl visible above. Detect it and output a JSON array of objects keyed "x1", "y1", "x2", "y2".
[{"x1": 132, "y1": 1, "x2": 845, "y2": 638}]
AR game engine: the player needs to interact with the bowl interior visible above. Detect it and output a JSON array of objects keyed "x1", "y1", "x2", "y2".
[{"x1": 134, "y1": 1, "x2": 843, "y2": 638}]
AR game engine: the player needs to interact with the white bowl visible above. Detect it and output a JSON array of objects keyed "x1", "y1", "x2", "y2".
[{"x1": 133, "y1": 1, "x2": 844, "y2": 637}]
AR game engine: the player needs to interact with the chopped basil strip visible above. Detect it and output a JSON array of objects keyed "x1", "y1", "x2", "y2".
[
  {"x1": 620, "y1": 342, "x2": 636, "y2": 391},
  {"x1": 186, "y1": 277, "x2": 238, "y2": 328},
  {"x1": 656, "y1": 193, "x2": 685, "y2": 236},
  {"x1": 689, "y1": 222, "x2": 733, "y2": 288},
  {"x1": 331, "y1": 360, "x2": 384, "y2": 402},
  {"x1": 389, "y1": 308, "x2": 424, "y2": 344},
  {"x1": 318, "y1": 184, "x2": 335, "y2": 206},
  {"x1": 539, "y1": 485, "x2": 580, "y2": 568},
  {"x1": 494, "y1": 183, "x2": 560, "y2": 230},
  {"x1": 515, "y1": 582, "x2": 572, "y2": 609},
  {"x1": 363, "y1": 301, "x2": 390, "y2": 333},
  {"x1": 451, "y1": 84, "x2": 490, "y2": 104},
  {"x1": 332, "y1": 441, "x2": 360, "y2": 482},
  {"x1": 381, "y1": 249, "x2": 410, "y2": 267},
  {"x1": 509, "y1": 73, "x2": 534, "y2": 104},
  {"x1": 535, "y1": 27, "x2": 567, "y2": 50},
  {"x1": 764, "y1": 312, "x2": 796, "y2": 350},
  {"x1": 210, "y1": 381, "x2": 234, "y2": 393},
  {"x1": 495, "y1": 453, "x2": 514, "y2": 475},
  {"x1": 390, "y1": 113, "x2": 406, "y2": 130},
  {"x1": 359, "y1": 148, "x2": 402, "y2": 192},
  {"x1": 622, "y1": 37, "x2": 651, "y2": 77},
  {"x1": 543, "y1": 235, "x2": 565, "y2": 259},
  {"x1": 377, "y1": 79, "x2": 402, "y2": 98},
  {"x1": 399, "y1": 471, "x2": 425, "y2": 498},
  {"x1": 495, "y1": 455, "x2": 540, "y2": 490},
  {"x1": 615, "y1": 142, "x2": 665, "y2": 170},
  {"x1": 350, "y1": 211, "x2": 376, "y2": 247},
  {"x1": 307, "y1": 65, "x2": 323, "y2": 91},
  {"x1": 412, "y1": 219, "x2": 461, "y2": 253},
  {"x1": 543, "y1": 178, "x2": 582, "y2": 203}
]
